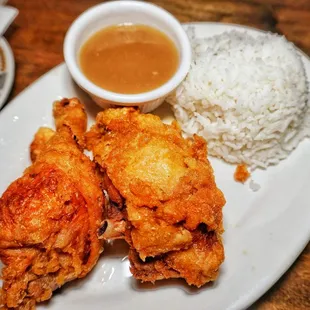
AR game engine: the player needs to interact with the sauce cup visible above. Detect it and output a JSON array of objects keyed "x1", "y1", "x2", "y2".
[{"x1": 64, "y1": 0, "x2": 191, "y2": 113}]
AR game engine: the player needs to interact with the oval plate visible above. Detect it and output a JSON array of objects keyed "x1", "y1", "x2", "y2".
[{"x1": 0, "y1": 23, "x2": 309, "y2": 310}]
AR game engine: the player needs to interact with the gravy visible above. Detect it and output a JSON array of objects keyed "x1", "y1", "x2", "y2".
[{"x1": 79, "y1": 24, "x2": 179, "y2": 94}]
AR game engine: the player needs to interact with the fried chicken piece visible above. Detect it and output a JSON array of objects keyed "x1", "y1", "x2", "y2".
[
  {"x1": 0, "y1": 98, "x2": 104, "y2": 309},
  {"x1": 30, "y1": 127, "x2": 55, "y2": 162},
  {"x1": 86, "y1": 107, "x2": 225, "y2": 287},
  {"x1": 130, "y1": 230, "x2": 224, "y2": 285}
]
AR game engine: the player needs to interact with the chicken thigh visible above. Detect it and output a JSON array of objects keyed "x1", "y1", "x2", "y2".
[{"x1": 86, "y1": 107, "x2": 225, "y2": 287}]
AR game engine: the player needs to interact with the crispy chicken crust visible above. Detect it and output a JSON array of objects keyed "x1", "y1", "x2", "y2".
[
  {"x1": 0, "y1": 98, "x2": 104, "y2": 309},
  {"x1": 234, "y1": 164, "x2": 250, "y2": 183},
  {"x1": 86, "y1": 107, "x2": 225, "y2": 287}
]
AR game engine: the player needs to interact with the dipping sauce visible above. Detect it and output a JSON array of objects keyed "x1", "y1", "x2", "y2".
[{"x1": 79, "y1": 24, "x2": 179, "y2": 94}]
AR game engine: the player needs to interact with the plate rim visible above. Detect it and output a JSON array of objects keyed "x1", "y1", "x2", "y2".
[{"x1": 0, "y1": 36, "x2": 15, "y2": 109}]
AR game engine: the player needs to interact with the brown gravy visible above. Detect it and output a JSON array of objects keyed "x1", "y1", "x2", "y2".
[{"x1": 79, "y1": 24, "x2": 179, "y2": 94}]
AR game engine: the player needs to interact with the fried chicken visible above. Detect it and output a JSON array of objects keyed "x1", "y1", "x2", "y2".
[
  {"x1": 86, "y1": 107, "x2": 225, "y2": 287},
  {"x1": 0, "y1": 98, "x2": 104, "y2": 309},
  {"x1": 234, "y1": 164, "x2": 250, "y2": 183}
]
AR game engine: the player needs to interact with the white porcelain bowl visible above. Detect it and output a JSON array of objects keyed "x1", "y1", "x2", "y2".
[{"x1": 64, "y1": 0, "x2": 191, "y2": 113}]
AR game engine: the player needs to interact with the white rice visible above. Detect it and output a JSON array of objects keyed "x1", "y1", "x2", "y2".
[{"x1": 167, "y1": 30, "x2": 310, "y2": 169}]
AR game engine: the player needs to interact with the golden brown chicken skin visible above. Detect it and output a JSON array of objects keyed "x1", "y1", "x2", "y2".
[
  {"x1": 86, "y1": 107, "x2": 225, "y2": 287},
  {"x1": 0, "y1": 98, "x2": 104, "y2": 309}
]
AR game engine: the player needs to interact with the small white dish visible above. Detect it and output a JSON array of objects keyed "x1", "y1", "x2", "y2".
[
  {"x1": 64, "y1": 0, "x2": 191, "y2": 113},
  {"x1": 0, "y1": 37, "x2": 15, "y2": 109}
]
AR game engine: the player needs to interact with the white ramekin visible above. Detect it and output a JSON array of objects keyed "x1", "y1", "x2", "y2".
[{"x1": 64, "y1": 0, "x2": 191, "y2": 113}]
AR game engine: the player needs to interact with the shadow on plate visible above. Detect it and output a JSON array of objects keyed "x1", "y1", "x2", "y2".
[
  {"x1": 152, "y1": 100, "x2": 174, "y2": 121},
  {"x1": 131, "y1": 277, "x2": 215, "y2": 295}
]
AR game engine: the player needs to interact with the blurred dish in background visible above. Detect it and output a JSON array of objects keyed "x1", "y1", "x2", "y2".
[
  {"x1": 0, "y1": 37, "x2": 14, "y2": 109},
  {"x1": 0, "y1": 3, "x2": 17, "y2": 109}
]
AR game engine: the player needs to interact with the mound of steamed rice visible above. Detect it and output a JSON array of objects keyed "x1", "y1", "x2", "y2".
[{"x1": 167, "y1": 30, "x2": 310, "y2": 169}]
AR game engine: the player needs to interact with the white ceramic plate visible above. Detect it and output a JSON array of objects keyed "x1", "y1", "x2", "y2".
[
  {"x1": 0, "y1": 23, "x2": 309, "y2": 310},
  {"x1": 0, "y1": 37, "x2": 15, "y2": 109}
]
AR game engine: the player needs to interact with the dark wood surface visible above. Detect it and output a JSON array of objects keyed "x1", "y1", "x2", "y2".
[{"x1": 4, "y1": 0, "x2": 310, "y2": 309}]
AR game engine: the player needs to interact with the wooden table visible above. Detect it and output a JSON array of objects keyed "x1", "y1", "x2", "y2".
[{"x1": 4, "y1": 0, "x2": 310, "y2": 309}]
